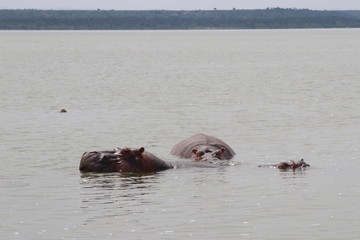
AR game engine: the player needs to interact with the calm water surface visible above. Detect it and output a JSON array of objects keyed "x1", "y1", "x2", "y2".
[{"x1": 1, "y1": 29, "x2": 360, "y2": 239}]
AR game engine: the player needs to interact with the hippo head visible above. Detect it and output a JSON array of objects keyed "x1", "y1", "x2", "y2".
[
  {"x1": 115, "y1": 147, "x2": 145, "y2": 164},
  {"x1": 296, "y1": 159, "x2": 310, "y2": 168},
  {"x1": 191, "y1": 147, "x2": 226, "y2": 162},
  {"x1": 109, "y1": 147, "x2": 145, "y2": 172},
  {"x1": 278, "y1": 159, "x2": 310, "y2": 170},
  {"x1": 113, "y1": 147, "x2": 172, "y2": 173}
]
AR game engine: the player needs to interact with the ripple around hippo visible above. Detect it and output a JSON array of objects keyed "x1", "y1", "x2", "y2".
[{"x1": 258, "y1": 159, "x2": 310, "y2": 170}]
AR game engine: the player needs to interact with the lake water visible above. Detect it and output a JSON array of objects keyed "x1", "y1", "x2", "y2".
[{"x1": 1, "y1": 29, "x2": 360, "y2": 239}]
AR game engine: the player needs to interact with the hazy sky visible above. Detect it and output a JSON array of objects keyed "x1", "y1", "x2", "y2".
[{"x1": 1, "y1": 0, "x2": 360, "y2": 10}]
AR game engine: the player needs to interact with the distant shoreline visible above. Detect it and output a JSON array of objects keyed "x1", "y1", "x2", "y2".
[{"x1": 1, "y1": 8, "x2": 360, "y2": 30}]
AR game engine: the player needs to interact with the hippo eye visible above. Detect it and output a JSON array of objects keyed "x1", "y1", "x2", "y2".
[
  {"x1": 213, "y1": 151, "x2": 222, "y2": 158},
  {"x1": 197, "y1": 151, "x2": 205, "y2": 156},
  {"x1": 120, "y1": 148, "x2": 130, "y2": 154}
]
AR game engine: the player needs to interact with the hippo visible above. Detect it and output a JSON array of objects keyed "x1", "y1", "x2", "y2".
[
  {"x1": 170, "y1": 133, "x2": 236, "y2": 162},
  {"x1": 79, "y1": 147, "x2": 215, "y2": 173},
  {"x1": 258, "y1": 159, "x2": 310, "y2": 170},
  {"x1": 80, "y1": 147, "x2": 173, "y2": 173}
]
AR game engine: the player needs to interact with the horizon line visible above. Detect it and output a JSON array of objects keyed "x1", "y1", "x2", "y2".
[{"x1": 1, "y1": 7, "x2": 359, "y2": 11}]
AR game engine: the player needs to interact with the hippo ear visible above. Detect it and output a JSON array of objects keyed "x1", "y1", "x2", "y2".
[
  {"x1": 139, "y1": 147, "x2": 145, "y2": 153},
  {"x1": 220, "y1": 147, "x2": 226, "y2": 153},
  {"x1": 192, "y1": 149, "x2": 198, "y2": 154}
]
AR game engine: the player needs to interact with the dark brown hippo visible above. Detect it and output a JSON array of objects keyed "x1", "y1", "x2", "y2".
[
  {"x1": 258, "y1": 159, "x2": 310, "y2": 170},
  {"x1": 79, "y1": 147, "x2": 215, "y2": 173},
  {"x1": 170, "y1": 133, "x2": 236, "y2": 162},
  {"x1": 80, "y1": 147, "x2": 173, "y2": 173}
]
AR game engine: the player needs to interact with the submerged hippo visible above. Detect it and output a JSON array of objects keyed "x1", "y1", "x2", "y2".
[
  {"x1": 80, "y1": 147, "x2": 173, "y2": 173},
  {"x1": 170, "y1": 133, "x2": 236, "y2": 162},
  {"x1": 258, "y1": 159, "x2": 310, "y2": 170},
  {"x1": 80, "y1": 147, "x2": 215, "y2": 173}
]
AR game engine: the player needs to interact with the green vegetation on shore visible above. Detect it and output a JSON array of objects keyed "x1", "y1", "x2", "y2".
[{"x1": 1, "y1": 8, "x2": 360, "y2": 30}]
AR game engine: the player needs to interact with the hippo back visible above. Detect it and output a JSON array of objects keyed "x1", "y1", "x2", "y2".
[
  {"x1": 79, "y1": 150, "x2": 116, "y2": 172},
  {"x1": 170, "y1": 133, "x2": 235, "y2": 160}
]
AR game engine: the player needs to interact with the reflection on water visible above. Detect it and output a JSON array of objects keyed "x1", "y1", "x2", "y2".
[
  {"x1": 81, "y1": 172, "x2": 159, "y2": 186},
  {"x1": 80, "y1": 172, "x2": 162, "y2": 199},
  {"x1": 79, "y1": 172, "x2": 163, "y2": 224}
]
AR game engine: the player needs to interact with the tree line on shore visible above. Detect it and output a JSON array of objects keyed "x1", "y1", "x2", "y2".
[{"x1": 1, "y1": 8, "x2": 360, "y2": 30}]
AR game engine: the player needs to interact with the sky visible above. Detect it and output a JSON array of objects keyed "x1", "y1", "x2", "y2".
[{"x1": 1, "y1": 0, "x2": 360, "y2": 11}]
